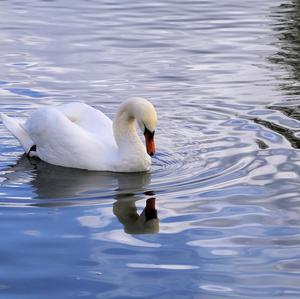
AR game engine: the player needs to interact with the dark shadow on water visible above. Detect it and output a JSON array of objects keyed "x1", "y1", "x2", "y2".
[
  {"x1": 268, "y1": 1, "x2": 300, "y2": 125},
  {"x1": 253, "y1": 117, "x2": 300, "y2": 148},
  {"x1": 256, "y1": 1, "x2": 300, "y2": 148},
  {"x1": 4, "y1": 155, "x2": 159, "y2": 234},
  {"x1": 270, "y1": 1, "x2": 300, "y2": 96}
]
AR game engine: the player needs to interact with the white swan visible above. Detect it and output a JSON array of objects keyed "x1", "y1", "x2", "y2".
[{"x1": 0, "y1": 97, "x2": 157, "y2": 172}]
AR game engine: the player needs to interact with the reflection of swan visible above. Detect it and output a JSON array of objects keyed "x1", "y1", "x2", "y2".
[
  {"x1": 4, "y1": 155, "x2": 159, "y2": 234},
  {"x1": 1, "y1": 98, "x2": 157, "y2": 172},
  {"x1": 4, "y1": 155, "x2": 151, "y2": 199},
  {"x1": 113, "y1": 197, "x2": 159, "y2": 234}
]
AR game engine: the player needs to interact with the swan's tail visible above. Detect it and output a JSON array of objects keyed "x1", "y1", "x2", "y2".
[{"x1": 0, "y1": 113, "x2": 34, "y2": 154}]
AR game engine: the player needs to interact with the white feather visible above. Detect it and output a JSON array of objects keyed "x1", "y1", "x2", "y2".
[
  {"x1": 0, "y1": 113, "x2": 34, "y2": 153},
  {"x1": 1, "y1": 98, "x2": 157, "y2": 172}
]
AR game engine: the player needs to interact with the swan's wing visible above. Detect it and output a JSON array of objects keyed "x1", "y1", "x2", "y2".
[
  {"x1": 24, "y1": 106, "x2": 117, "y2": 170},
  {"x1": 57, "y1": 102, "x2": 114, "y2": 144}
]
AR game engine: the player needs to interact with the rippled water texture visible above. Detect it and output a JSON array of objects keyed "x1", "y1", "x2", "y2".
[{"x1": 0, "y1": 0, "x2": 300, "y2": 298}]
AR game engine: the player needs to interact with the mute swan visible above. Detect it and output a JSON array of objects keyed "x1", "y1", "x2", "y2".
[{"x1": 0, "y1": 97, "x2": 157, "y2": 172}]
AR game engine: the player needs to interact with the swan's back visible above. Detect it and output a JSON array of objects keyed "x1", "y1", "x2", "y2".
[
  {"x1": 24, "y1": 103, "x2": 117, "y2": 170},
  {"x1": 58, "y1": 102, "x2": 114, "y2": 141}
]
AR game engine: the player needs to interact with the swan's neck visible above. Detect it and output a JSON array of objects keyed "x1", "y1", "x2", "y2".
[{"x1": 113, "y1": 109, "x2": 146, "y2": 156}]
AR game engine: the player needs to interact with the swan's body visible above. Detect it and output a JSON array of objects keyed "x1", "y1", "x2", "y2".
[{"x1": 0, "y1": 98, "x2": 157, "y2": 172}]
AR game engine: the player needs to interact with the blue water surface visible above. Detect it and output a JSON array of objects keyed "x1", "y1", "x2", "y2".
[{"x1": 0, "y1": 0, "x2": 300, "y2": 298}]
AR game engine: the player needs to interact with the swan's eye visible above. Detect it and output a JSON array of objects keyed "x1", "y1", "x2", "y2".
[{"x1": 144, "y1": 126, "x2": 155, "y2": 138}]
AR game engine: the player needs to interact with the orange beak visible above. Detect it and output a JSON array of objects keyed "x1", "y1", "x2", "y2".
[{"x1": 144, "y1": 129, "x2": 155, "y2": 156}]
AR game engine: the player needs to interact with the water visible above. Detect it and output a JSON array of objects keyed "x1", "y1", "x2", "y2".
[{"x1": 0, "y1": 0, "x2": 300, "y2": 298}]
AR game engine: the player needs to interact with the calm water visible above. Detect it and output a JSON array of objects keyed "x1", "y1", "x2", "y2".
[{"x1": 0, "y1": 0, "x2": 300, "y2": 298}]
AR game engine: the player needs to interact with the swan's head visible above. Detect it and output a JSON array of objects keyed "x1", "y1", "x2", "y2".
[
  {"x1": 120, "y1": 97, "x2": 157, "y2": 156},
  {"x1": 137, "y1": 99, "x2": 157, "y2": 157}
]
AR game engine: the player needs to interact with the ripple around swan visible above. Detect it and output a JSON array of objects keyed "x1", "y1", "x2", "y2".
[{"x1": 1, "y1": 102, "x2": 300, "y2": 210}]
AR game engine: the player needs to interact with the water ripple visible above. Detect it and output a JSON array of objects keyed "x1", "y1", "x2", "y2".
[{"x1": 0, "y1": 0, "x2": 300, "y2": 298}]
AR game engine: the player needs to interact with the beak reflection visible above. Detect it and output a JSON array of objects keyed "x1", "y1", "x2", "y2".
[{"x1": 113, "y1": 195, "x2": 159, "y2": 234}]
